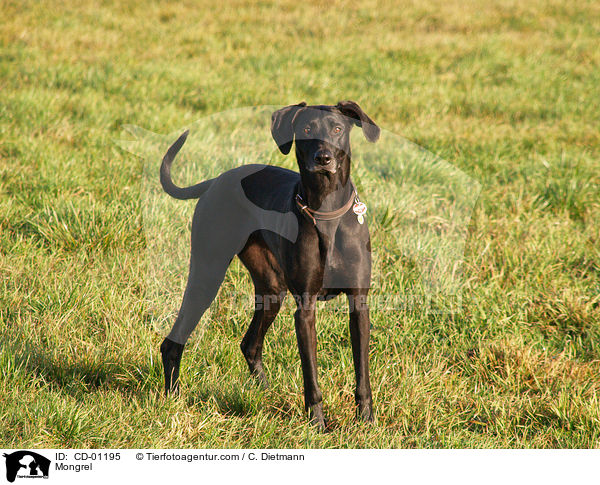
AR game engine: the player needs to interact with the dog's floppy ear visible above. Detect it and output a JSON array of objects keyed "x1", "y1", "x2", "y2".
[
  {"x1": 271, "y1": 102, "x2": 307, "y2": 154},
  {"x1": 336, "y1": 100, "x2": 380, "y2": 142}
]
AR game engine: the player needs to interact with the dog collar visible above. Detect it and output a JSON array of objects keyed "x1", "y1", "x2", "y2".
[{"x1": 295, "y1": 187, "x2": 362, "y2": 226}]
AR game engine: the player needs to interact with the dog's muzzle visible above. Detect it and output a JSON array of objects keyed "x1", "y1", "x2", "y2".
[{"x1": 309, "y1": 149, "x2": 337, "y2": 173}]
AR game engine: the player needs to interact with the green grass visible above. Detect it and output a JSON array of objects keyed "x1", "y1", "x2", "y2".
[{"x1": 1, "y1": 0, "x2": 599, "y2": 448}]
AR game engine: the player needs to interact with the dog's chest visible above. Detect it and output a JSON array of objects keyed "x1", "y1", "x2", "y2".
[{"x1": 318, "y1": 217, "x2": 370, "y2": 289}]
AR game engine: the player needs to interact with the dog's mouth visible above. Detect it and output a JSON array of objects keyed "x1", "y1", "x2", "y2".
[{"x1": 306, "y1": 159, "x2": 338, "y2": 174}]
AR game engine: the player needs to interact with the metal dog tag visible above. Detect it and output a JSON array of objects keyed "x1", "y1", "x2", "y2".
[{"x1": 353, "y1": 201, "x2": 367, "y2": 225}]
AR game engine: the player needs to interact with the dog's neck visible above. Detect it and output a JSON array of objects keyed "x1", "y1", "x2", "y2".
[{"x1": 298, "y1": 154, "x2": 353, "y2": 212}]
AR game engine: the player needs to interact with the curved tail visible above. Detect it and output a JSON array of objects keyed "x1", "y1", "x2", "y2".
[{"x1": 160, "y1": 130, "x2": 212, "y2": 200}]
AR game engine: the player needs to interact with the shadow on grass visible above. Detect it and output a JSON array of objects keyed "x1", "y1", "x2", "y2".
[
  {"x1": 2, "y1": 333, "x2": 161, "y2": 399},
  {"x1": 184, "y1": 387, "x2": 258, "y2": 418},
  {"x1": 181, "y1": 379, "x2": 347, "y2": 432},
  {"x1": 3, "y1": 331, "x2": 296, "y2": 423}
]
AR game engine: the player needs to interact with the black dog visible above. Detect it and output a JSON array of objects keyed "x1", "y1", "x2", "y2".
[{"x1": 159, "y1": 101, "x2": 380, "y2": 428}]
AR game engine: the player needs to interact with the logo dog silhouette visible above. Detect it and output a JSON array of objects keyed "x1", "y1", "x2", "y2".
[{"x1": 3, "y1": 451, "x2": 51, "y2": 483}]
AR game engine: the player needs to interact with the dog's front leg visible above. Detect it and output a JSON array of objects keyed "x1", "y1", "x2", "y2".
[
  {"x1": 294, "y1": 295, "x2": 326, "y2": 430},
  {"x1": 348, "y1": 291, "x2": 373, "y2": 422}
]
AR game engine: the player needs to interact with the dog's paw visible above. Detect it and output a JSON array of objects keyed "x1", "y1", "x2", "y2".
[
  {"x1": 308, "y1": 403, "x2": 327, "y2": 432},
  {"x1": 357, "y1": 401, "x2": 374, "y2": 423},
  {"x1": 250, "y1": 368, "x2": 270, "y2": 389},
  {"x1": 160, "y1": 338, "x2": 185, "y2": 396}
]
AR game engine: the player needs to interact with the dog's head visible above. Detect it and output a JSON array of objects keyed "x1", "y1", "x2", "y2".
[{"x1": 271, "y1": 101, "x2": 380, "y2": 175}]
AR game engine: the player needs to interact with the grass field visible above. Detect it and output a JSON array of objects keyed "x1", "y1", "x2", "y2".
[{"x1": 1, "y1": 0, "x2": 599, "y2": 448}]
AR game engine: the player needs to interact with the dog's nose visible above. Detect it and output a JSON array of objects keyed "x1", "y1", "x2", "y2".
[{"x1": 314, "y1": 150, "x2": 333, "y2": 165}]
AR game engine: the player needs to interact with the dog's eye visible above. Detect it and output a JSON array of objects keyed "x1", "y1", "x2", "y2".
[
  {"x1": 303, "y1": 126, "x2": 311, "y2": 134},
  {"x1": 333, "y1": 126, "x2": 342, "y2": 134}
]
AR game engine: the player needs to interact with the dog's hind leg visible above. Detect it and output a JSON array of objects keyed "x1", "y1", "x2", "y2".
[
  {"x1": 162, "y1": 254, "x2": 231, "y2": 396},
  {"x1": 239, "y1": 290, "x2": 285, "y2": 387},
  {"x1": 238, "y1": 233, "x2": 286, "y2": 387},
  {"x1": 160, "y1": 337, "x2": 184, "y2": 396}
]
